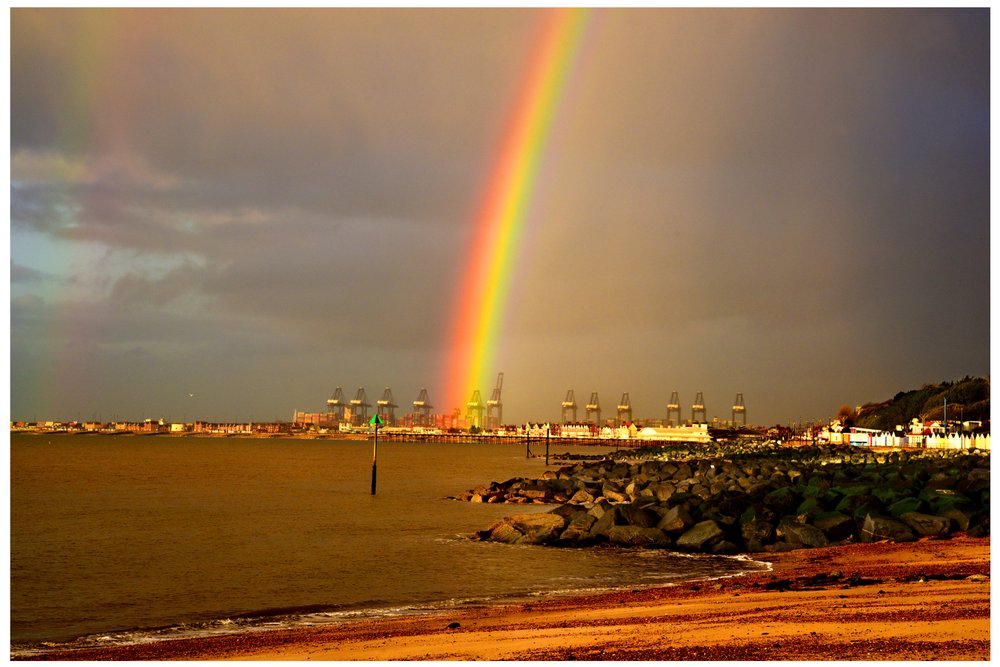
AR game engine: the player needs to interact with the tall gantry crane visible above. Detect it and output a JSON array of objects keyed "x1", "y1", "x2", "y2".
[
  {"x1": 617, "y1": 392, "x2": 633, "y2": 424},
  {"x1": 486, "y1": 372, "x2": 503, "y2": 431},
  {"x1": 692, "y1": 391, "x2": 706, "y2": 424},
  {"x1": 350, "y1": 387, "x2": 371, "y2": 426},
  {"x1": 327, "y1": 386, "x2": 347, "y2": 421},
  {"x1": 466, "y1": 389, "x2": 485, "y2": 429},
  {"x1": 585, "y1": 392, "x2": 601, "y2": 425},
  {"x1": 412, "y1": 388, "x2": 433, "y2": 426},
  {"x1": 732, "y1": 392, "x2": 747, "y2": 427},
  {"x1": 377, "y1": 387, "x2": 397, "y2": 426},
  {"x1": 561, "y1": 389, "x2": 578, "y2": 422},
  {"x1": 667, "y1": 391, "x2": 681, "y2": 426}
]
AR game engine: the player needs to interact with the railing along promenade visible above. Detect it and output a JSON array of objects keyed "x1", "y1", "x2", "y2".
[{"x1": 374, "y1": 431, "x2": 637, "y2": 447}]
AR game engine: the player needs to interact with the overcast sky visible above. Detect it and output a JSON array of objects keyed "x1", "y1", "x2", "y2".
[{"x1": 9, "y1": 7, "x2": 990, "y2": 426}]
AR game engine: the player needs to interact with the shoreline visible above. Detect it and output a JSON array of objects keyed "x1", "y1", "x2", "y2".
[
  {"x1": 12, "y1": 429, "x2": 970, "y2": 455},
  {"x1": 20, "y1": 535, "x2": 989, "y2": 661}
]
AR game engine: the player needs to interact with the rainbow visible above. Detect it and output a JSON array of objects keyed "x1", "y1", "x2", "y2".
[
  {"x1": 23, "y1": 9, "x2": 143, "y2": 412},
  {"x1": 441, "y1": 8, "x2": 591, "y2": 414}
]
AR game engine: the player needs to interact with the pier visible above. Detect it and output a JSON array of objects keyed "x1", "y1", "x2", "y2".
[{"x1": 373, "y1": 431, "x2": 645, "y2": 447}]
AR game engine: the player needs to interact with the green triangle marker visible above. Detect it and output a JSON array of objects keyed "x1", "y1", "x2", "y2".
[{"x1": 370, "y1": 414, "x2": 384, "y2": 426}]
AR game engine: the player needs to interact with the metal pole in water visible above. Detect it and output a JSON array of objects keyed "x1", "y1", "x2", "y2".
[
  {"x1": 371, "y1": 422, "x2": 378, "y2": 495},
  {"x1": 369, "y1": 413, "x2": 383, "y2": 495},
  {"x1": 545, "y1": 424, "x2": 550, "y2": 466}
]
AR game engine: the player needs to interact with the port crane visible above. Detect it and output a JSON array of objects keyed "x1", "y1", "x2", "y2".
[
  {"x1": 466, "y1": 389, "x2": 485, "y2": 429},
  {"x1": 486, "y1": 373, "x2": 503, "y2": 430},
  {"x1": 327, "y1": 386, "x2": 347, "y2": 421},
  {"x1": 692, "y1": 391, "x2": 706, "y2": 424},
  {"x1": 732, "y1": 392, "x2": 747, "y2": 427},
  {"x1": 585, "y1": 392, "x2": 601, "y2": 425},
  {"x1": 617, "y1": 392, "x2": 633, "y2": 424},
  {"x1": 667, "y1": 391, "x2": 681, "y2": 426},
  {"x1": 561, "y1": 389, "x2": 578, "y2": 422},
  {"x1": 377, "y1": 387, "x2": 397, "y2": 426},
  {"x1": 350, "y1": 387, "x2": 371, "y2": 425},
  {"x1": 412, "y1": 388, "x2": 433, "y2": 426}
]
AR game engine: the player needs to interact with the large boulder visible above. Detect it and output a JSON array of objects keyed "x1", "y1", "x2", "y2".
[
  {"x1": 938, "y1": 507, "x2": 972, "y2": 532},
  {"x1": 922, "y1": 474, "x2": 960, "y2": 492},
  {"x1": 657, "y1": 505, "x2": 694, "y2": 533},
  {"x1": 871, "y1": 486, "x2": 899, "y2": 506},
  {"x1": 700, "y1": 506, "x2": 738, "y2": 527},
  {"x1": 619, "y1": 504, "x2": 658, "y2": 528},
  {"x1": 640, "y1": 461, "x2": 662, "y2": 478},
  {"x1": 550, "y1": 504, "x2": 582, "y2": 520},
  {"x1": 887, "y1": 497, "x2": 924, "y2": 518},
  {"x1": 486, "y1": 520, "x2": 523, "y2": 544},
  {"x1": 587, "y1": 499, "x2": 614, "y2": 520},
  {"x1": 811, "y1": 511, "x2": 854, "y2": 541},
  {"x1": 762, "y1": 487, "x2": 799, "y2": 514},
  {"x1": 607, "y1": 525, "x2": 671, "y2": 548},
  {"x1": 601, "y1": 481, "x2": 629, "y2": 503},
  {"x1": 557, "y1": 511, "x2": 598, "y2": 544},
  {"x1": 832, "y1": 484, "x2": 871, "y2": 498},
  {"x1": 690, "y1": 483, "x2": 712, "y2": 500},
  {"x1": 795, "y1": 497, "x2": 823, "y2": 516},
  {"x1": 900, "y1": 511, "x2": 951, "y2": 537},
  {"x1": 860, "y1": 514, "x2": 915, "y2": 543},
  {"x1": 624, "y1": 478, "x2": 648, "y2": 497},
  {"x1": 658, "y1": 462, "x2": 678, "y2": 478},
  {"x1": 835, "y1": 492, "x2": 877, "y2": 516},
  {"x1": 509, "y1": 513, "x2": 566, "y2": 544},
  {"x1": 923, "y1": 489, "x2": 972, "y2": 514},
  {"x1": 546, "y1": 477, "x2": 574, "y2": 494},
  {"x1": 741, "y1": 519, "x2": 775, "y2": 543},
  {"x1": 470, "y1": 484, "x2": 504, "y2": 503},
  {"x1": 589, "y1": 506, "x2": 625, "y2": 538},
  {"x1": 778, "y1": 522, "x2": 829, "y2": 548},
  {"x1": 647, "y1": 482, "x2": 676, "y2": 502},
  {"x1": 666, "y1": 491, "x2": 695, "y2": 507},
  {"x1": 676, "y1": 520, "x2": 724, "y2": 552}
]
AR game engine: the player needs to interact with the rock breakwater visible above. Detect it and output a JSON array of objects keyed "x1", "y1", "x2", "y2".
[{"x1": 465, "y1": 444, "x2": 989, "y2": 554}]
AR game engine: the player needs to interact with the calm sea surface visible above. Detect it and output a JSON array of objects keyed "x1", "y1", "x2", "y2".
[{"x1": 10, "y1": 434, "x2": 767, "y2": 655}]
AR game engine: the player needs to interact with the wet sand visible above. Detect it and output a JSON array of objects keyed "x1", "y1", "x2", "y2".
[{"x1": 24, "y1": 535, "x2": 989, "y2": 661}]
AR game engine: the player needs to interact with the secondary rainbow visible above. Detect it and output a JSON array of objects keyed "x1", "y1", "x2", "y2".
[
  {"x1": 30, "y1": 10, "x2": 144, "y2": 407},
  {"x1": 442, "y1": 8, "x2": 590, "y2": 414}
]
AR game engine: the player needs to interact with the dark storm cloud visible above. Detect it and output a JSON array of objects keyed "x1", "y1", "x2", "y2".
[
  {"x1": 10, "y1": 9, "x2": 527, "y2": 219},
  {"x1": 9, "y1": 8, "x2": 989, "y2": 424},
  {"x1": 493, "y1": 9, "x2": 988, "y2": 422}
]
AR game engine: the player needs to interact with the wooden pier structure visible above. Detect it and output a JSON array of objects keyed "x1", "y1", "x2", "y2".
[{"x1": 370, "y1": 431, "x2": 639, "y2": 447}]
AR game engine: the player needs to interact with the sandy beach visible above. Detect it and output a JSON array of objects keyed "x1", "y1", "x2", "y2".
[{"x1": 25, "y1": 534, "x2": 988, "y2": 661}]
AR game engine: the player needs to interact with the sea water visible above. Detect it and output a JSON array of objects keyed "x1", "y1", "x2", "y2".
[{"x1": 10, "y1": 435, "x2": 766, "y2": 655}]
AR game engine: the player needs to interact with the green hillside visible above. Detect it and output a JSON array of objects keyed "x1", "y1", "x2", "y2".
[{"x1": 853, "y1": 376, "x2": 989, "y2": 432}]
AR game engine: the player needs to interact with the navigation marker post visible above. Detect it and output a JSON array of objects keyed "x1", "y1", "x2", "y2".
[
  {"x1": 370, "y1": 413, "x2": 384, "y2": 495},
  {"x1": 545, "y1": 423, "x2": 550, "y2": 466}
]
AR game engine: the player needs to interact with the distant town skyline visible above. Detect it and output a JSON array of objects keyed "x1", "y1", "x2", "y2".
[{"x1": 10, "y1": 8, "x2": 990, "y2": 426}]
